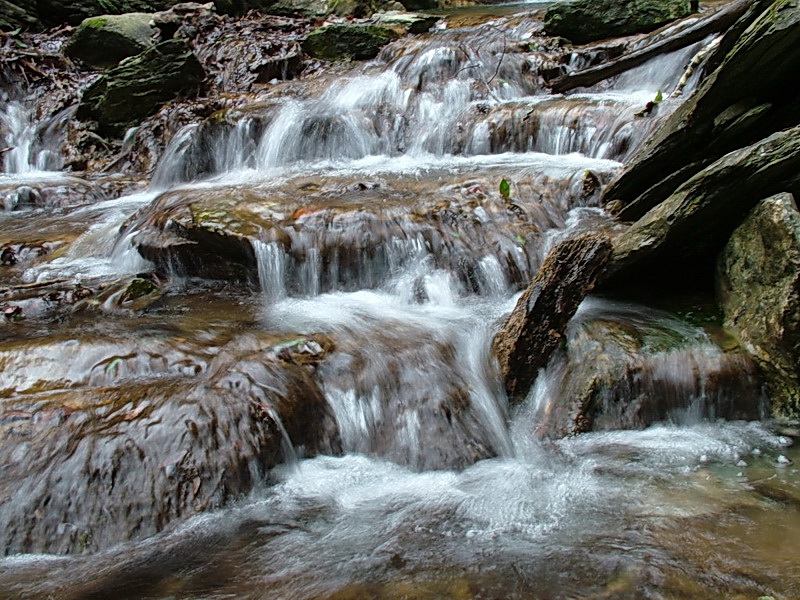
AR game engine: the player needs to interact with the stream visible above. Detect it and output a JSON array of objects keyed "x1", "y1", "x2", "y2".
[{"x1": 0, "y1": 4, "x2": 799, "y2": 599}]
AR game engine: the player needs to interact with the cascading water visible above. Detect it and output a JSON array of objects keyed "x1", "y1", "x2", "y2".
[{"x1": 0, "y1": 7, "x2": 797, "y2": 600}]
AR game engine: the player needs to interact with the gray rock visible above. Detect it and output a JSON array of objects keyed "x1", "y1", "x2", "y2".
[
  {"x1": 544, "y1": 0, "x2": 693, "y2": 45},
  {"x1": 605, "y1": 125, "x2": 800, "y2": 286},
  {"x1": 64, "y1": 13, "x2": 157, "y2": 69},
  {"x1": 77, "y1": 39, "x2": 205, "y2": 136},
  {"x1": 370, "y1": 10, "x2": 438, "y2": 34},
  {"x1": 604, "y1": 0, "x2": 800, "y2": 220},
  {"x1": 717, "y1": 192, "x2": 800, "y2": 419}
]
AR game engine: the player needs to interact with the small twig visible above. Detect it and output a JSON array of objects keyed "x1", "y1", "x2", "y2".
[{"x1": 0, "y1": 278, "x2": 71, "y2": 294}]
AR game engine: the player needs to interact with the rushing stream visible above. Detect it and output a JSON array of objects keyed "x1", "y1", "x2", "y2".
[{"x1": 0, "y1": 4, "x2": 799, "y2": 599}]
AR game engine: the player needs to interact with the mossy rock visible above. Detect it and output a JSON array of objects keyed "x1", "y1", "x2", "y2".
[
  {"x1": 718, "y1": 192, "x2": 800, "y2": 419},
  {"x1": 64, "y1": 13, "x2": 157, "y2": 69},
  {"x1": 77, "y1": 38, "x2": 205, "y2": 137},
  {"x1": 544, "y1": 0, "x2": 693, "y2": 45},
  {"x1": 36, "y1": 0, "x2": 176, "y2": 26},
  {"x1": 302, "y1": 24, "x2": 399, "y2": 61},
  {"x1": 0, "y1": 0, "x2": 42, "y2": 31}
]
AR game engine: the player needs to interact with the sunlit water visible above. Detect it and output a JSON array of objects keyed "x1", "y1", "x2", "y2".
[{"x1": 0, "y1": 7, "x2": 798, "y2": 600}]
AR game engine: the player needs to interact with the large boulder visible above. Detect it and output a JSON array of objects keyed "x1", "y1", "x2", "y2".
[
  {"x1": 604, "y1": 125, "x2": 800, "y2": 287},
  {"x1": 302, "y1": 24, "x2": 399, "y2": 61},
  {"x1": 77, "y1": 39, "x2": 205, "y2": 136},
  {"x1": 604, "y1": 0, "x2": 800, "y2": 220},
  {"x1": 493, "y1": 233, "x2": 612, "y2": 403},
  {"x1": 64, "y1": 13, "x2": 158, "y2": 69},
  {"x1": 717, "y1": 192, "x2": 800, "y2": 419},
  {"x1": 544, "y1": 0, "x2": 693, "y2": 45}
]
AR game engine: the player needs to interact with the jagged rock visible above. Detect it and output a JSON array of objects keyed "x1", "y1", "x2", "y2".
[
  {"x1": 534, "y1": 303, "x2": 763, "y2": 438},
  {"x1": 0, "y1": 0, "x2": 41, "y2": 31},
  {"x1": 77, "y1": 39, "x2": 205, "y2": 136},
  {"x1": 603, "y1": 0, "x2": 800, "y2": 220},
  {"x1": 64, "y1": 13, "x2": 158, "y2": 69},
  {"x1": 717, "y1": 192, "x2": 800, "y2": 419},
  {"x1": 493, "y1": 233, "x2": 612, "y2": 403},
  {"x1": 302, "y1": 24, "x2": 399, "y2": 61},
  {"x1": 253, "y1": 49, "x2": 304, "y2": 82},
  {"x1": 604, "y1": 125, "x2": 800, "y2": 286},
  {"x1": 544, "y1": 0, "x2": 693, "y2": 45},
  {"x1": 0, "y1": 334, "x2": 340, "y2": 554}
]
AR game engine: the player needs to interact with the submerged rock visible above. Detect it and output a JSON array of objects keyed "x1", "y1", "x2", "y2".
[
  {"x1": 533, "y1": 302, "x2": 764, "y2": 438},
  {"x1": 544, "y1": 0, "x2": 693, "y2": 45},
  {"x1": 0, "y1": 333, "x2": 340, "y2": 555},
  {"x1": 493, "y1": 232, "x2": 612, "y2": 403},
  {"x1": 77, "y1": 38, "x2": 205, "y2": 136},
  {"x1": 718, "y1": 192, "x2": 800, "y2": 419},
  {"x1": 64, "y1": 13, "x2": 158, "y2": 69},
  {"x1": 302, "y1": 24, "x2": 399, "y2": 61}
]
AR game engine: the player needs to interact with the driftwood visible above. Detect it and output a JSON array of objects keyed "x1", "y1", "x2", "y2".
[
  {"x1": 547, "y1": 0, "x2": 751, "y2": 94},
  {"x1": 0, "y1": 278, "x2": 70, "y2": 295},
  {"x1": 493, "y1": 233, "x2": 612, "y2": 403}
]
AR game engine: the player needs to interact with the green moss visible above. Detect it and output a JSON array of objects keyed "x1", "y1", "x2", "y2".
[{"x1": 83, "y1": 16, "x2": 109, "y2": 29}]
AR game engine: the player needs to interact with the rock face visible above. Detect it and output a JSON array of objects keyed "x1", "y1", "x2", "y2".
[
  {"x1": 302, "y1": 24, "x2": 399, "y2": 61},
  {"x1": 604, "y1": 125, "x2": 800, "y2": 286},
  {"x1": 64, "y1": 13, "x2": 158, "y2": 69},
  {"x1": 544, "y1": 0, "x2": 693, "y2": 45},
  {"x1": 603, "y1": 0, "x2": 800, "y2": 220},
  {"x1": 0, "y1": 0, "x2": 41, "y2": 31},
  {"x1": 77, "y1": 39, "x2": 205, "y2": 136},
  {"x1": 493, "y1": 233, "x2": 612, "y2": 403},
  {"x1": 717, "y1": 193, "x2": 800, "y2": 419}
]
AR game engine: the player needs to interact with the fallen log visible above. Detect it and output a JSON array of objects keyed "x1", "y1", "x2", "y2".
[
  {"x1": 493, "y1": 233, "x2": 612, "y2": 404},
  {"x1": 547, "y1": 0, "x2": 750, "y2": 94}
]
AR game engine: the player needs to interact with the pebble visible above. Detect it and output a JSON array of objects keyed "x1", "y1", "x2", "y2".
[
  {"x1": 777, "y1": 455, "x2": 792, "y2": 466},
  {"x1": 736, "y1": 460, "x2": 747, "y2": 467},
  {"x1": 752, "y1": 448, "x2": 762, "y2": 456}
]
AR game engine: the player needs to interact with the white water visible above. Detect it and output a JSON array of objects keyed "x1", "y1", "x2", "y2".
[{"x1": 0, "y1": 10, "x2": 792, "y2": 600}]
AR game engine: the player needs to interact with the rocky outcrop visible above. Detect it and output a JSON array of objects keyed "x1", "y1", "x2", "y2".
[
  {"x1": 64, "y1": 13, "x2": 158, "y2": 69},
  {"x1": 302, "y1": 24, "x2": 399, "y2": 61},
  {"x1": 603, "y1": 0, "x2": 800, "y2": 220},
  {"x1": 717, "y1": 192, "x2": 800, "y2": 419},
  {"x1": 493, "y1": 233, "x2": 612, "y2": 403},
  {"x1": 604, "y1": 125, "x2": 800, "y2": 286},
  {"x1": 544, "y1": 0, "x2": 693, "y2": 45},
  {"x1": 77, "y1": 39, "x2": 205, "y2": 136}
]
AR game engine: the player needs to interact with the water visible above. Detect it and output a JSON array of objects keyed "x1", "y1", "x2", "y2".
[{"x1": 0, "y1": 7, "x2": 797, "y2": 599}]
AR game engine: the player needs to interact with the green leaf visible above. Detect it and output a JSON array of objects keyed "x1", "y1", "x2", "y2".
[
  {"x1": 499, "y1": 178, "x2": 510, "y2": 199},
  {"x1": 515, "y1": 235, "x2": 526, "y2": 246},
  {"x1": 105, "y1": 357, "x2": 123, "y2": 372},
  {"x1": 654, "y1": 89, "x2": 663, "y2": 103}
]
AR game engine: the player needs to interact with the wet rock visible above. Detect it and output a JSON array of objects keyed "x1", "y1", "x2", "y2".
[
  {"x1": 0, "y1": 176, "x2": 106, "y2": 210},
  {"x1": 152, "y1": 2, "x2": 216, "y2": 38},
  {"x1": 493, "y1": 232, "x2": 612, "y2": 403},
  {"x1": 0, "y1": 334, "x2": 341, "y2": 555},
  {"x1": 253, "y1": 48, "x2": 304, "y2": 82},
  {"x1": 77, "y1": 38, "x2": 205, "y2": 136},
  {"x1": 302, "y1": 24, "x2": 399, "y2": 61},
  {"x1": 534, "y1": 303, "x2": 764, "y2": 438},
  {"x1": 64, "y1": 13, "x2": 158, "y2": 69},
  {"x1": 604, "y1": 125, "x2": 800, "y2": 287},
  {"x1": 717, "y1": 193, "x2": 800, "y2": 419},
  {"x1": 544, "y1": 0, "x2": 693, "y2": 45},
  {"x1": 603, "y1": 0, "x2": 800, "y2": 220},
  {"x1": 370, "y1": 10, "x2": 438, "y2": 34}
]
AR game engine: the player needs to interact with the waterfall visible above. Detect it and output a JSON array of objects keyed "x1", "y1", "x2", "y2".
[{"x1": 0, "y1": 101, "x2": 70, "y2": 174}]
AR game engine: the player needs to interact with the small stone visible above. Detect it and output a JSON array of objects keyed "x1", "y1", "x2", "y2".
[
  {"x1": 699, "y1": 454, "x2": 709, "y2": 463},
  {"x1": 752, "y1": 448, "x2": 762, "y2": 456},
  {"x1": 736, "y1": 459, "x2": 747, "y2": 467},
  {"x1": 777, "y1": 454, "x2": 792, "y2": 465}
]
